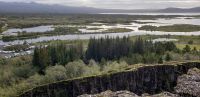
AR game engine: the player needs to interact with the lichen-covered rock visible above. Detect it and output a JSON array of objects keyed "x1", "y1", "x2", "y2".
[
  {"x1": 175, "y1": 68, "x2": 200, "y2": 97},
  {"x1": 150, "y1": 92, "x2": 179, "y2": 97},
  {"x1": 78, "y1": 90, "x2": 139, "y2": 97},
  {"x1": 78, "y1": 91, "x2": 178, "y2": 97}
]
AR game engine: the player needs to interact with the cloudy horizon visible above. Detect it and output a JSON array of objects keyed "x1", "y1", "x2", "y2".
[{"x1": 0, "y1": 0, "x2": 200, "y2": 9}]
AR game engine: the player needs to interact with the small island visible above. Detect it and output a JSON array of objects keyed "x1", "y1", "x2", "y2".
[
  {"x1": 139, "y1": 24, "x2": 200, "y2": 32},
  {"x1": 104, "y1": 28, "x2": 133, "y2": 33}
]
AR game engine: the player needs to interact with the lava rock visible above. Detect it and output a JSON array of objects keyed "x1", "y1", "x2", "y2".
[
  {"x1": 175, "y1": 68, "x2": 200, "y2": 97},
  {"x1": 78, "y1": 91, "x2": 178, "y2": 97}
]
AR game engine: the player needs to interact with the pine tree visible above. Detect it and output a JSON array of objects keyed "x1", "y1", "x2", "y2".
[
  {"x1": 165, "y1": 53, "x2": 172, "y2": 61},
  {"x1": 158, "y1": 57, "x2": 163, "y2": 64},
  {"x1": 183, "y1": 45, "x2": 191, "y2": 53}
]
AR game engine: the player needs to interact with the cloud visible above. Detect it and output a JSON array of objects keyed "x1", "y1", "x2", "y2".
[{"x1": 0, "y1": 0, "x2": 199, "y2": 9}]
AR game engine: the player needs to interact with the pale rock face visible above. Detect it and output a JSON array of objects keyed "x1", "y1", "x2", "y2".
[
  {"x1": 78, "y1": 90, "x2": 139, "y2": 97},
  {"x1": 175, "y1": 68, "x2": 200, "y2": 97},
  {"x1": 78, "y1": 91, "x2": 178, "y2": 97},
  {"x1": 79, "y1": 68, "x2": 200, "y2": 97},
  {"x1": 150, "y1": 92, "x2": 179, "y2": 97}
]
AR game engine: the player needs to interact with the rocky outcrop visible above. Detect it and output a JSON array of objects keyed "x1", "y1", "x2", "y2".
[
  {"x1": 79, "y1": 68, "x2": 200, "y2": 97},
  {"x1": 18, "y1": 62, "x2": 200, "y2": 97},
  {"x1": 78, "y1": 90, "x2": 178, "y2": 97},
  {"x1": 78, "y1": 90, "x2": 139, "y2": 97},
  {"x1": 175, "y1": 68, "x2": 200, "y2": 97}
]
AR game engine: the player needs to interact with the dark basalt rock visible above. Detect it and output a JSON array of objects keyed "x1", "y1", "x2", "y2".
[{"x1": 18, "y1": 62, "x2": 200, "y2": 97}]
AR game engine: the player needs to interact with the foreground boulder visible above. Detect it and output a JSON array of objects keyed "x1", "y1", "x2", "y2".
[
  {"x1": 78, "y1": 90, "x2": 178, "y2": 97},
  {"x1": 175, "y1": 68, "x2": 200, "y2": 97},
  {"x1": 78, "y1": 90, "x2": 139, "y2": 97}
]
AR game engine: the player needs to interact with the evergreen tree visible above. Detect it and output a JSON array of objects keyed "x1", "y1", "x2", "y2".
[
  {"x1": 165, "y1": 42, "x2": 177, "y2": 51},
  {"x1": 32, "y1": 42, "x2": 84, "y2": 69},
  {"x1": 192, "y1": 47, "x2": 197, "y2": 53},
  {"x1": 158, "y1": 57, "x2": 163, "y2": 64},
  {"x1": 133, "y1": 37, "x2": 145, "y2": 54},
  {"x1": 183, "y1": 45, "x2": 191, "y2": 53},
  {"x1": 165, "y1": 53, "x2": 172, "y2": 61}
]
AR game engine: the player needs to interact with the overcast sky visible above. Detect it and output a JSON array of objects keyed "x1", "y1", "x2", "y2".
[{"x1": 0, "y1": 0, "x2": 200, "y2": 9}]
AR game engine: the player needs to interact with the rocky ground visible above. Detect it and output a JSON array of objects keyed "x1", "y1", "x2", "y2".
[
  {"x1": 78, "y1": 90, "x2": 178, "y2": 97},
  {"x1": 79, "y1": 68, "x2": 200, "y2": 97},
  {"x1": 175, "y1": 68, "x2": 200, "y2": 97}
]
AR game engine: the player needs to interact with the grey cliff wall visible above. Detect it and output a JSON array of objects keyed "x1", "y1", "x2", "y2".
[{"x1": 19, "y1": 62, "x2": 200, "y2": 97}]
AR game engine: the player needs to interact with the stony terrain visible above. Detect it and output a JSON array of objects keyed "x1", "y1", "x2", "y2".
[
  {"x1": 78, "y1": 90, "x2": 178, "y2": 97},
  {"x1": 175, "y1": 68, "x2": 200, "y2": 97}
]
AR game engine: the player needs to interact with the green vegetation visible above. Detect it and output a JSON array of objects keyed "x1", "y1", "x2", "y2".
[
  {"x1": 139, "y1": 24, "x2": 200, "y2": 32},
  {"x1": 33, "y1": 42, "x2": 84, "y2": 73},
  {"x1": 0, "y1": 36, "x2": 199, "y2": 97},
  {"x1": 3, "y1": 44, "x2": 29, "y2": 52},
  {"x1": 0, "y1": 56, "x2": 128, "y2": 97},
  {"x1": 2, "y1": 27, "x2": 80, "y2": 42},
  {"x1": 0, "y1": 22, "x2": 5, "y2": 33},
  {"x1": 54, "y1": 27, "x2": 80, "y2": 33},
  {"x1": 2, "y1": 14, "x2": 180, "y2": 29},
  {"x1": 86, "y1": 37, "x2": 183, "y2": 64},
  {"x1": 177, "y1": 44, "x2": 200, "y2": 50},
  {"x1": 1, "y1": 27, "x2": 133, "y2": 41},
  {"x1": 2, "y1": 34, "x2": 38, "y2": 42},
  {"x1": 104, "y1": 28, "x2": 133, "y2": 33},
  {"x1": 0, "y1": 14, "x2": 200, "y2": 97},
  {"x1": 33, "y1": 36, "x2": 199, "y2": 70},
  {"x1": 132, "y1": 21, "x2": 157, "y2": 24},
  {"x1": 86, "y1": 28, "x2": 102, "y2": 30}
]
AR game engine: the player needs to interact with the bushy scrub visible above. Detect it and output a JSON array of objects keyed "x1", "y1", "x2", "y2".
[
  {"x1": 45, "y1": 65, "x2": 68, "y2": 81},
  {"x1": 102, "y1": 61, "x2": 128, "y2": 73},
  {"x1": 0, "y1": 22, "x2": 5, "y2": 33},
  {"x1": 65, "y1": 60, "x2": 87, "y2": 78},
  {"x1": 104, "y1": 28, "x2": 133, "y2": 33},
  {"x1": 54, "y1": 27, "x2": 80, "y2": 34},
  {"x1": 3, "y1": 44, "x2": 29, "y2": 52}
]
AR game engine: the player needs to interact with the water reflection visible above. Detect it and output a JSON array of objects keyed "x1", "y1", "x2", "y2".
[
  {"x1": 1, "y1": 17, "x2": 200, "y2": 46},
  {"x1": 2, "y1": 25, "x2": 54, "y2": 35}
]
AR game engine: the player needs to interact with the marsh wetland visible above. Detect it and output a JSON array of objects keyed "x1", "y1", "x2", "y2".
[{"x1": 0, "y1": 14, "x2": 200, "y2": 58}]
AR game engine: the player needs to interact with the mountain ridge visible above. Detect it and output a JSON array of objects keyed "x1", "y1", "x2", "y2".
[{"x1": 0, "y1": 2, "x2": 199, "y2": 14}]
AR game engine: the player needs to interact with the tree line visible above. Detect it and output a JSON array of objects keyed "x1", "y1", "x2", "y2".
[
  {"x1": 33, "y1": 36, "x2": 181, "y2": 72},
  {"x1": 86, "y1": 36, "x2": 177, "y2": 64},
  {"x1": 32, "y1": 43, "x2": 84, "y2": 73}
]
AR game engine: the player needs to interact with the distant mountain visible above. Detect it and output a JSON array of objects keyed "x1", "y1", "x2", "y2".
[
  {"x1": 0, "y1": 2, "x2": 105, "y2": 14},
  {"x1": 0, "y1": 2, "x2": 199, "y2": 14},
  {"x1": 158, "y1": 7, "x2": 200, "y2": 13}
]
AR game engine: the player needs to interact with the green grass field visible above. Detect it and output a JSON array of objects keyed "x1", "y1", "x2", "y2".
[{"x1": 176, "y1": 44, "x2": 200, "y2": 50}]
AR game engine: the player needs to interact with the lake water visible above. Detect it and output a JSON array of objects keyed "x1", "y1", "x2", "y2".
[
  {"x1": 1, "y1": 16, "x2": 200, "y2": 46},
  {"x1": 2, "y1": 25, "x2": 54, "y2": 35}
]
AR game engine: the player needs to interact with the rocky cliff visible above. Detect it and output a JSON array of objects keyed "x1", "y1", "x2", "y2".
[
  {"x1": 175, "y1": 68, "x2": 200, "y2": 97},
  {"x1": 79, "y1": 68, "x2": 200, "y2": 97},
  {"x1": 18, "y1": 61, "x2": 200, "y2": 97}
]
